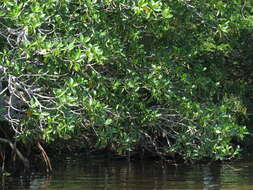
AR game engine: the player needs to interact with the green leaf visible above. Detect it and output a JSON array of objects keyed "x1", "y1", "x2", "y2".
[
  {"x1": 105, "y1": 119, "x2": 113, "y2": 126},
  {"x1": 162, "y1": 8, "x2": 172, "y2": 19}
]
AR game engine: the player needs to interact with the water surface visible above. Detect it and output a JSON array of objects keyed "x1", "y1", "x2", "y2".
[{"x1": 2, "y1": 158, "x2": 253, "y2": 190}]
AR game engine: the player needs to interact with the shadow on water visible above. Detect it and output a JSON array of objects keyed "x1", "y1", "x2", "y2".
[{"x1": 2, "y1": 158, "x2": 253, "y2": 190}]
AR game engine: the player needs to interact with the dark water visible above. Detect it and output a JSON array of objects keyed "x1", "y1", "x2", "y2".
[{"x1": 2, "y1": 158, "x2": 253, "y2": 190}]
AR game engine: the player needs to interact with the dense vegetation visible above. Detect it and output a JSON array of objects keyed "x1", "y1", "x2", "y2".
[{"x1": 0, "y1": 0, "x2": 253, "y2": 171}]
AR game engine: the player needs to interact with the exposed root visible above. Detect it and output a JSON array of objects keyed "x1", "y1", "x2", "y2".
[
  {"x1": 37, "y1": 141, "x2": 52, "y2": 172},
  {"x1": 0, "y1": 137, "x2": 29, "y2": 168},
  {"x1": 0, "y1": 151, "x2": 6, "y2": 173}
]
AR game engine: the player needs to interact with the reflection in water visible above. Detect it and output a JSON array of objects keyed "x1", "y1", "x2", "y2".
[
  {"x1": 1, "y1": 159, "x2": 253, "y2": 190},
  {"x1": 1, "y1": 173, "x2": 52, "y2": 190},
  {"x1": 202, "y1": 165, "x2": 221, "y2": 190}
]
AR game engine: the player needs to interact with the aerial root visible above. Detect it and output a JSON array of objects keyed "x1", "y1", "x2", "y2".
[
  {"x1": 37, "y1": 141, "x2": 52, "y2": 172},
  {"x1": 0, "y1": 137, "x2": 29, "y2": 169}
]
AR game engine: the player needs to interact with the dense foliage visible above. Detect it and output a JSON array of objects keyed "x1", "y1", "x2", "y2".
[{"x1": 0, "y1": 0, "x2": 252, "y2": 167}]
